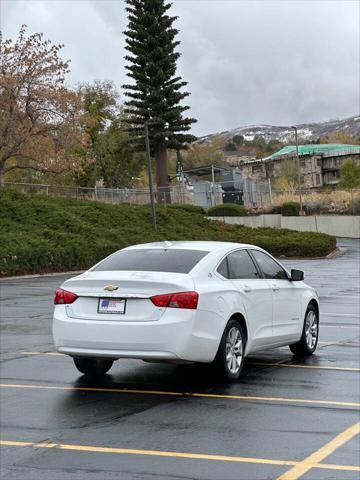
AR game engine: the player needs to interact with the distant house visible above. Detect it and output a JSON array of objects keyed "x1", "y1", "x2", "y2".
[{"x1": 239, "y1": 144, "x2": 360, "y2": 188}]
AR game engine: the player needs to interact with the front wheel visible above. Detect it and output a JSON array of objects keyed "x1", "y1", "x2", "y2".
[
  {"x1": 214, "y1": 319, "x2": 246, "y2": 382},
  {"x1": 289, "y1": 305, "x2": 319, "y2": 356},
  {"x1": 73, "y1": 357, "x2": 114, "y2": 377}
]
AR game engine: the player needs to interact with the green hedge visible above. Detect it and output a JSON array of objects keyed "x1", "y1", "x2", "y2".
[
  {"x1": 166, "y1": 204, "x2": 205, "y2": 215},
  {"x1": 270, "y1": 206, "x2": 282, "y2": 214},
  {"x1": 282, "y1": 202, "x2": 301, "y2": 216},
  {"x1": 0, "y1": 189, "x2": 336, "y2": 276},
  {"x1": 208, "y1": 203, "x2": 248, "y2": 217}
]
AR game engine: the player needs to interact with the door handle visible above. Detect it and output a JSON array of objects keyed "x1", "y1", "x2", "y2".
[
  {"x1": 243, "y1": 285, "x2": 252, "y2": 293},
  {"x1": 271, "y1": 283, "x2": 279, "y2": 292}
]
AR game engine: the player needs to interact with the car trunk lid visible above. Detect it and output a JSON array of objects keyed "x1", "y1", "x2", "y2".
[{"x1": 61, "y1": 270, "x2": 195, "y2": 322}]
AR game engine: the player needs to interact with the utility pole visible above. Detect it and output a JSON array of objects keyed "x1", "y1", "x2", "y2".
[
  {"x1": 211, "y1": 164, "x2": 215, "y2": 207},
  {"x1": 144, "y1": 121, "x2": 157, "y2": 232},
  {"x1": 176, "y1": 150, "x2": 185, "y2": 204},
  {"x1": 291, "y1": 126, "x2": 304, "y2": 215}
]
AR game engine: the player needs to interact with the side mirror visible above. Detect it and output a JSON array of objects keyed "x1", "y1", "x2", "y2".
[{"x1": 291, "y1": 269, "x2": 304, "y2": 281}]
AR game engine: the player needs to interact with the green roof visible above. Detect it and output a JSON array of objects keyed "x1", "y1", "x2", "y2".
[{"x1": 263, "y1": 144, "x2": 360, "y2": 161}]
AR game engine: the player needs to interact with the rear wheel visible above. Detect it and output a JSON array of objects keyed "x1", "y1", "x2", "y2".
[
  {"x1": 73, "y1": 357, "x2": 114, "y2": 377},
  {"x1": 289, "y1": 305, "x2": 319, "y2": 356},
  {"x1": 214, "y1": 319, "x2": 245, "y2": 382}
]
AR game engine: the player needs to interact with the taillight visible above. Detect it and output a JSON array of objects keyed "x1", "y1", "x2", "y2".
[
  {"x1": 150, "y1": 291, "x2": 198, "y2": 309},
  {"x1": 54, "y1": 288, "x2": 78, "y2": 305},
  {"x1": 150, "y1": 293, "x2": 172, "y2": 308}
]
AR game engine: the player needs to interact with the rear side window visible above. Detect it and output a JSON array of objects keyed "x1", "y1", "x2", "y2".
[
  {"x1": 93, "y1": 249, "x2": 208, "y2": 274},
  {"x1": 227, "y1": 250, "x2": 260, "y2": 279},
  {"x1": 251, "y1": 250, "x2": 287, "y2": 280},
  {"x1": 217, "y1": 257, "x2": 229, "y2": 278}
]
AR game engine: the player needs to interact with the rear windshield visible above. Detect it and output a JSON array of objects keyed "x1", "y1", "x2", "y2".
[{"x1": 93, "y1": 249, "x2": 208, "y2": 274}]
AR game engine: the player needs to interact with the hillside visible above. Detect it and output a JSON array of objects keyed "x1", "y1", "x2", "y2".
[
  {"x1": 199, "y1": 115, "x2": 360, "y2": 144},
  {"x1": 0, "y1": 189, "x2": 336, "y2": 276}
]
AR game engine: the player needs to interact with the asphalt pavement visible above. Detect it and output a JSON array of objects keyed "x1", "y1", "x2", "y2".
[{"x1": 0, "y1": 238, "x2": 359, "y2": 480}]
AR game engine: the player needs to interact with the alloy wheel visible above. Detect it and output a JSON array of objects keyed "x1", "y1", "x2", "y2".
[
  {"x1": 225, "y1": 326, "x2": 243, "y2": 374},
  {"x1": 305, "y1": 310, "x2": 318, "y2": 349}
]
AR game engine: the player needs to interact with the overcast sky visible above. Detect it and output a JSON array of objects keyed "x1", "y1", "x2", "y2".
[{"x1": 1, "y1": 0, "x2": 359, "y2": 136}]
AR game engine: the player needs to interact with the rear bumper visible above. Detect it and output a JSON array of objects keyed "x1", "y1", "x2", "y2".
[{"x1": 53, "y1": 305, "x2": 224, "y2": 363}]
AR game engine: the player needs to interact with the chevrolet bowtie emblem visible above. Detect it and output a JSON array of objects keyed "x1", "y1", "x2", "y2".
[{"x1": 104, "y1": 285, "x2": 119, "y2": 292}]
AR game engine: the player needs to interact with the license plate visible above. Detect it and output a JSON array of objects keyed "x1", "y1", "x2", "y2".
[{"x1": 98, "y1": 298, "x2": 126, "y2": 314}]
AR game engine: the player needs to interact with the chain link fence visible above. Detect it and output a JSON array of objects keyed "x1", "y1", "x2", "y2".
[{"x1": 2, "y1": 180, "x2": 273, "y2": 208}]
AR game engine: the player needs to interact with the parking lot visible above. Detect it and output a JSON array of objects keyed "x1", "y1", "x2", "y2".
[{"x1": 0, "y1": 238, "x2": 359, "y2": 480}]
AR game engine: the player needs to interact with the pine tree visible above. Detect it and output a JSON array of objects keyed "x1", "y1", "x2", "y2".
[{"x1": 123, "y1": 0, "x2": 196, "y2": 202}]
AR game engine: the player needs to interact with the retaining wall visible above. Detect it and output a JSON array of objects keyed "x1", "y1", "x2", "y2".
[{"x1": 207, "y1": 215, "x2": 360, "y2": 238}]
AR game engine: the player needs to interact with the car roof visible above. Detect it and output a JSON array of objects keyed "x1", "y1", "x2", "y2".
[{"x1": 123, "y1": 241, "x2": 257, "y2": 252}]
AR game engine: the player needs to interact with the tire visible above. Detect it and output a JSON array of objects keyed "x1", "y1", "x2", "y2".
[
  {"x1": 289, "y1": 305, "x2": 319, "y2": 356},
  {"x1": 214, "y1": 319, "x2": 246, "y2": 382},
  {"x1": 73, "y1": 357, "x2": 114, "y2": 377}
]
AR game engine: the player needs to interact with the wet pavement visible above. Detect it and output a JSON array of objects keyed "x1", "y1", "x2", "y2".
[{"x1": 0, "y1": 238, "x2": 359, "y2": 480}]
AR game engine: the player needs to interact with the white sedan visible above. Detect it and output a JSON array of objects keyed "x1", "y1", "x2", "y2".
[{"x1": 53, "y1": 241, "x2": 319, "y2": 381}]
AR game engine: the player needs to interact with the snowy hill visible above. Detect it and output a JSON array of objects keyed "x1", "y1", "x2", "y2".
[{"x1": 198, "y1": 115, "x2": 360, "y2": 144}]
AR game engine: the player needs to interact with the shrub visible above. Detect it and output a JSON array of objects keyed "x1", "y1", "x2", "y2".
[
  {"x1": 274, "y1": 190, "x2": 359, "y2": 215},
  {"x1": 207, "y1": 203, "x2": 248, "y2": 217},
  {"x1": 0, "y1": 188, "x2": 336, "y2": 276},
  {"x1": 166, "y1": 204, "x2": 205, "y2": 215},
  {"x1": 267, "y1": 205, "x2": 282, "y2": 214},
  {"x1": 281, "y1": 202, "x2": 300, "y2": 216},
  {"x1": 304, "y1": 198, "x2": 327, "y2": 215}
]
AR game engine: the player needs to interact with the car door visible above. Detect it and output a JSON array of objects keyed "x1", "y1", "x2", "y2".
[
  {"x1": 220, "y1": 249, "x2": 273, "y2": 348},
  {"x1": 249, "y1": 249, "x2": 301, "y2": 343}
]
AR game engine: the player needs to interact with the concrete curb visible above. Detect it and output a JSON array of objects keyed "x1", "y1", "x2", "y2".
[
  {"x1": 0, "y1": 270, "x2": 84, "y2": 281},
  {"x1": 325, "y1": 246, "x2": 346, "y2": 259},
  {"x1": 277, "y1": 247, "x2": 347, "y2": 261}
]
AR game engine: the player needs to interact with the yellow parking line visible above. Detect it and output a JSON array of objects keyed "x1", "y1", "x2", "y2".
[
  {"x1": 0, "y1": 383, "x2": 184, "y2": 397},
  {"x1": 190, "y1": 392, "x2": 360, "y2": 408},
  {"x1": 247, "y1": 361, "x2": 360, "y2": 372},
  {"x1": 1, "y1": 382, "x2": 359, "y2": 408},
  {"x1": 0, "y1": 439, "x2": 293, "y2": 466},
  {"x1": 0, "y1": 439, "x2": 295, "y2": 465},
  {"x1": 1, "y1": 440, "x2": 359, "y2": 473},
  {"x1": 276, "y1": 422, "x2": 360, "y2": 480},
  {"x1": 318, "y1": 463, "x2": 360, "y2": 472},
  {"x1": 20, "y1": 352, "x2": 360, "y2": 372}
]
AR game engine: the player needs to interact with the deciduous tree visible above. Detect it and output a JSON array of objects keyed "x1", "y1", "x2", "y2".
[
  {"x1": 0, "y1": 26, "x2": 91, "y2": 184},
  {"x1": 274, "y1": 159, "x2": 299, "y2": 194},
  {"x1": 77, "y1": 81, "x2": 145, "y2": 188},
  {"x1": 233, "y1": 134, "x2": 244, "y2": 145},
  {"x1": 339, "y1": 158, "x2": 360, "y2": 213},
  {"x1": 320, "y1": 132, "x2": 360, "y2": 145},
  {"x1": 340, "y1": 158, "x2": 360, "y2": 189},
  {"x1": 184, "y1": 136, "x2": 225, "y2": 169}
]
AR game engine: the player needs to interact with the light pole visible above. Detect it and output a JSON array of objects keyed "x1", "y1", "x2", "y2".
[
  {"x1": 291, "y1": 126, "x2": 304, "y2": 215},
  {"x1": 144, "y1": 117, "x2": 166, "y2": 232}
]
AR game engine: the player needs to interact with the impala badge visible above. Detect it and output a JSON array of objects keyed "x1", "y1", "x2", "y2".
[{"x1": 104, "y1": 285, "x2": 119, "y2": 292}]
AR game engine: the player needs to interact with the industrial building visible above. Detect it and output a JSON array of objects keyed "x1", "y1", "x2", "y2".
[
  {"x1": 182, "y1": 164, "x2": 271, "y2": 208},
  {"x1": 239, "y1": 144, "x2": 360, "y2": 189}
]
